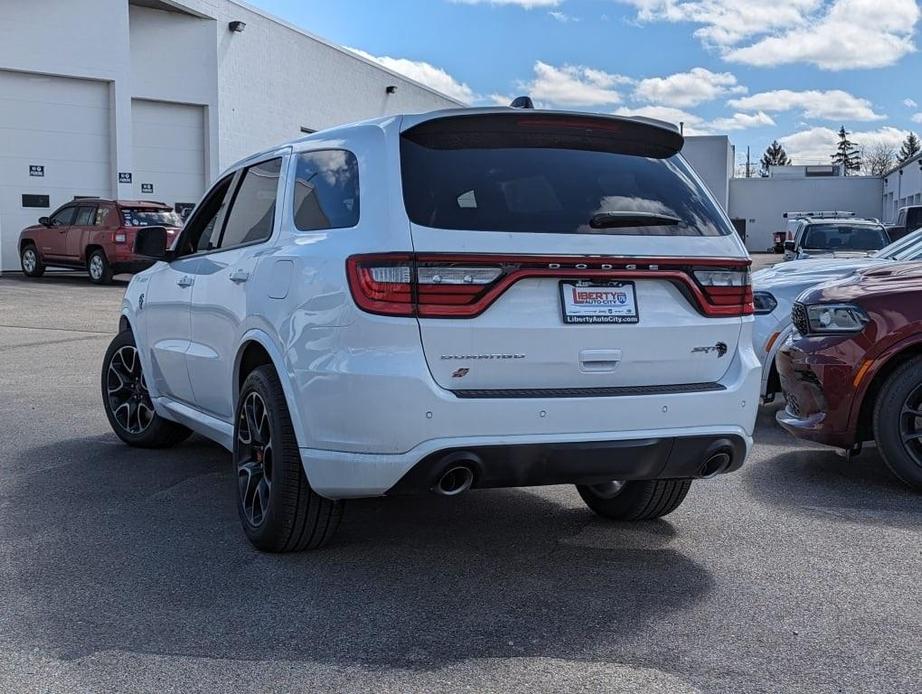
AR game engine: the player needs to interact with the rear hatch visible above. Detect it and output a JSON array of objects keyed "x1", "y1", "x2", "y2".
[
  {"x1": 351, "y1": 112, "x2": 751, "y2": 394},
  {"x1": 118, "y1": 206, "x2": 184, "y2": 248}
]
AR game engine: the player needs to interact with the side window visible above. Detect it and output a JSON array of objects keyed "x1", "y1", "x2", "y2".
[
  {"x1": 51, "y1": 206, "x2": 76, "y2": 226},
  {"x1": 292, "y1": 150, "x2": 360, "y2": 231},
  {"x1": 217, "y1": 158, "x2": 282, "y2": 249},
  {"x1": 176, "y1": 174, "x2": 236, "y2": 256},
  {"x1": 95, "y1": 206, "x2": 110, "y2": 226},
  {"x1": 74, "y1": 205, "x2": 96, "y2": 226}
]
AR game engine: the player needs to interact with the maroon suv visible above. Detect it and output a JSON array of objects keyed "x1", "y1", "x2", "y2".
[
  {"x1": 18, "y1": 199, "x2": 182, "y2": 284},
  {"x1": 776, "y1": 262, "x2": 922, "y2": 490}
]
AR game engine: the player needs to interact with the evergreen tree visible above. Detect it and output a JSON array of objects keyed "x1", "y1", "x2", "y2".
[
  {"x1": 760, "y1": 140, "x2": 790, "y2": 175},
  {"x1": 898, "y1": 132, "x2": 921, "y2": 163},
  {"x1": 831, "y1": 126, "x2": 861, "y2": 175}
]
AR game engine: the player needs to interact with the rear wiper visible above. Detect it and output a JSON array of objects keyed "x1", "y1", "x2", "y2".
[{"x1": 590, "y1": 211, "x2": 682, "y2": 229}]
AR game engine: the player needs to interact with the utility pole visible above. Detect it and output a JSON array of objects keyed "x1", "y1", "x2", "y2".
[{"x1": 746, "y1": 146, "x2": 751, "y2": 178}]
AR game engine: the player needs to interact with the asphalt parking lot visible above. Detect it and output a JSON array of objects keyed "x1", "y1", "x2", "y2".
[{"x1": 0, "y1": 267, "x2": 919, "y2": 694}]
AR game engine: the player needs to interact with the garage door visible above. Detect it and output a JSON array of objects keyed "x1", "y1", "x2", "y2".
[
  {"x1": 0, "y1": 70, "x2": 111, "y2": 271},
  {"x1": 131, "y1": 99, "x2": 205, "y2": 215}
]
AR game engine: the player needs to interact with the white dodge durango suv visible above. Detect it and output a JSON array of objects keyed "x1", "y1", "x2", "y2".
[{"x1": 101, "y1": 107, "x2": 760, "y2": 552}]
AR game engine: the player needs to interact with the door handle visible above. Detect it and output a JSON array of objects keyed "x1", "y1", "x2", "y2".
[
  {"x1": 177, "y1": 276, "x2": 194, "y2": 288},
  {"x1": 228, "y1": 269, "x2": 250, "y2": 283}
]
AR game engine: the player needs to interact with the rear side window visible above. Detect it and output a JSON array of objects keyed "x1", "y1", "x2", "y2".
[
  {"x1": 802, "y1": 224, "x2": 889, "y2": 251},
  {"x1": 400, "y1": 115, "x2": 730, "y2": 237},
  {"x1": 218, "y1": 158, "x2": 282, "y2": 249},
  {"x1": 74, "y1": 205, "x2": 96, "y2": 226},
  {"x1": 292, "y1": 150, "x2": 360, "y2": 230}
]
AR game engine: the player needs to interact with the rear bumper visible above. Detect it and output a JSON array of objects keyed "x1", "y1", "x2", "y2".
[
  {"x1": 301, "y1": 426, "x2": 752, "y2": 498},
  {"x1": 387, "y1": 433, "x2": 746, "y2": 495},
  {"x1": 110, "y1": 259, "x2": 155, "y2": 274}
]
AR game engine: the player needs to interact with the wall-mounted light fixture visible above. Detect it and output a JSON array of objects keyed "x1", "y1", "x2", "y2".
[
  {"x1": 228, "y1": 21, "x2": 246, "y2": 32},
  {"x1": 385, "y1": 85, "x2": 397, "y2": 95}
]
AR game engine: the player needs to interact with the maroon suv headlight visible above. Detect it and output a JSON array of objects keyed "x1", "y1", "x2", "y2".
[{"x1": 801, "y1": 303, "x2": 869, "y2": 334}]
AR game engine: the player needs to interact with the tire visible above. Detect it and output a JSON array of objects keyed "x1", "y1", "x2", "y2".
[
  {"x1": 234, "y1": 365, "x2": 343, "y2": 552},
  {"x1": 20, "y1": 243, "x2": 45, "y2": 278},
  {"x1": 873, "y1": 357, "x2": 922, "y2": 490},
  {"x1": 577, "y1": 479, "x2": 692, "y2": 521},
  {"x1": 101, "y1": 330, "x2": 192, "y2": 448},
  {"x1": 87, "y1": 249, "x2": 113, "y2": 284}
]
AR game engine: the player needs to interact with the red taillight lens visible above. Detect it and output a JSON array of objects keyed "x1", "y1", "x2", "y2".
[
  {"x1": 347, "y1": 255, "x2": 415, "y2": 316},
  {"x1": 693, "y1": 269, "x2": 753, "y2": 316},
  {"x1": 348, "y1": 255, "x2": 508, "y2": 317}
]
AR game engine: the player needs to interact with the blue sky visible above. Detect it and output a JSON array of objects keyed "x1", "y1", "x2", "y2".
[{"x1": 247, "y1": 0, "x2": 921, "y2": 169}]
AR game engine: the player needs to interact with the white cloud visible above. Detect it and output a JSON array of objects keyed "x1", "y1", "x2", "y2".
[
  {"x1": 520, "y1": 61, "x2": 630, "y2": 106},
  {"x1": 619, "y1": 0, "x2": 920, "y2": 70},
  {"x1": 633, "y1": 67, "x2": 745, "y2": 107},
  {"x1": 728, "y1": 89, "x2": 885, "y2": 121},
  {"x1": 726, "y1": 0, "x2": 920, "y2": 70},
  {"x1": 779, "y1": 125, "x2": 911, "y2": 163},
  {"x1": 913, "y1": 113, "x2": 922, "y2": 124},
  {"x1": 619, "y1": 0, "x2": 821, "y2": 46},
  {"x1": 905, "y1": 98, "x2": 919, "y2": 109},
  {"x1": 347, "y1": 48, "x2": 474, "y2": 103},
  {"x1": 548, "y1": 10, "x2": 578, "y2": 21},
  {"x1": 614, "y1": 106, "x2": 773, "y2": 135},
  {"x1": 453, "y1": 0, "x2": 561, "y2": 7},
  {"x1": 708, "y1": 111, "x2": 775, "y2": 131},
  {"x1": 614, "y1": 105, "x2": 704, "y2": 130}
]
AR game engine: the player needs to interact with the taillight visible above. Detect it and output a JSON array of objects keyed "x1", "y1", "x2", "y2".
[
  {"x1": 347, "y1": 255, "x2": 507, "y2": 317},
  {"x1": 347, "y1": 254, "x2": 752, "y2": 319},
  {"x1": 693, "y1": 269, "x2": 753, "y2": 316},
  {"x1": 114, "y1": 232, "x2": 127, "y2": 243},
  {"x1": 347, "y1": 255, "x2": 415, "y2": 316}
]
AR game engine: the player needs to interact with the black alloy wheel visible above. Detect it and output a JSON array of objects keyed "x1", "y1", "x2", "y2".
[
  {"x1": 100, "y1": 330, "x2": 192, "y2": 448},
  {"x1": 106, "y1": 344, "x2": 154, "y2": 435},
  {"x1": 236, "y1": 391, "x2": 274, "y2": 527}
]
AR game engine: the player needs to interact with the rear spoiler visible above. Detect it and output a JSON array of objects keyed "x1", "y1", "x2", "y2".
[{"x1": 401, "y1": 111, "x2": 684, "y2": 159}]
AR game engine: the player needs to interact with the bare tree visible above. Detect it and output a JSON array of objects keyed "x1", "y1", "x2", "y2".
[{"x1": 861, "y1": 142, "x2": 896, "y2": 176}]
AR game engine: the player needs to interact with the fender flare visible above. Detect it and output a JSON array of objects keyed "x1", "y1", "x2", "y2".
[{"x1": 234, "y1": 329, "x2": 310, "y2": 449}]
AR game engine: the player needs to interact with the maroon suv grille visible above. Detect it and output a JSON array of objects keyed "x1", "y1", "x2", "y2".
[{"x1": 792, "y1": 302, "x2": 810, "y2": 336}]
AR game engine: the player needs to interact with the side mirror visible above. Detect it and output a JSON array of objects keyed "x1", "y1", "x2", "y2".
[
  {"x1": 784, "y1": 240, "x2": 796, "y2": 252},
  {"x1": 134, "y1": 226, "x2": 171, "y2": 259},
  {"x1": 38, "y1": 216, "x2": 51, "y2": 226}
]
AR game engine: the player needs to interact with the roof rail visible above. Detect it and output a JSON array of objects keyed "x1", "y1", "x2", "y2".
[{"x1": 783, "y1": 210, "x2": 855, "y2": 219}]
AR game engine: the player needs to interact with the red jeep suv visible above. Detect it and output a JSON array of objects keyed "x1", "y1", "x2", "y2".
[
  {"x1": 776, "y1": 262, "x2": 922, "y2": 490},
  {"x1": 18, "y1": 199, "x2": 182, "y2": 284}
]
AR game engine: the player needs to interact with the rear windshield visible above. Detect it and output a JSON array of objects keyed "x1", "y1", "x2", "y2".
[
  {"x1": 120, "y1": 208, "x2": 183, "y2": 228},
  {"x1": 400, "y1": 118, "x2": 731, "y2": 237},
  {"x1": 802, "y1": 224, "x2": 889, "y2": 251}
]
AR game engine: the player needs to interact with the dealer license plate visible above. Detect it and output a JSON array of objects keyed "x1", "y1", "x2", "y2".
[{"x1": 559, "y1": 281, "x2": 638, "y2": 324}]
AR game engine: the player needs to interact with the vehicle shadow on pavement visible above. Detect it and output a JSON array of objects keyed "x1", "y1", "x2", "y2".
[
  {"x1": 744, "y1": 445, "x2": 921, "y2": 529},
  {"x1": 6, "y1": 434, "x2": 713, "y2": 669}
]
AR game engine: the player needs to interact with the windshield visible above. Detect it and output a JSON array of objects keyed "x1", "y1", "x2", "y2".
[
  {"x1": 120, "y1": 208, "x2": 183, "y2": 227},
  {"x1": 400, "y1": 121, "x2": 732, "y2": 237},
  {"x1": 801, "y1": 224, "x2": 889, "y2": 251}
]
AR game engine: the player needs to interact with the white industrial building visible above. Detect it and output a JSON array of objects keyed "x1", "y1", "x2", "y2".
[
  {"x1": 0, "y1": 0, "x2": 460, "y2": 271},
  {"x1": 883, "y1": 152, "x2": 922, "y2": 223},
  {"x1": 680, "y1": 139, "x2": 907, "y2": 252}
]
